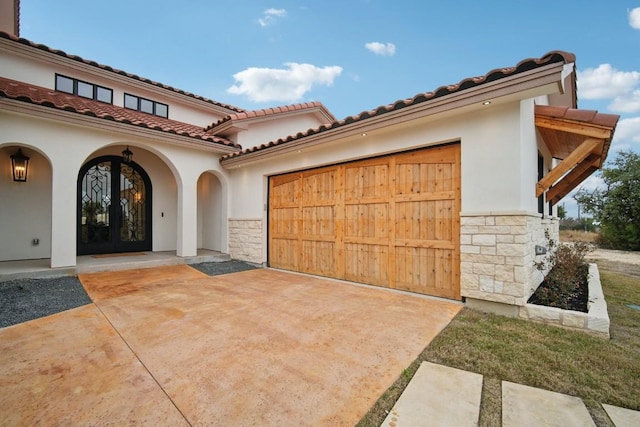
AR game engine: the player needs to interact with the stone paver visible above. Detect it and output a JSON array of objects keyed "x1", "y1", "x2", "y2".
[
  {"x1": 502, "y1": 381, "x2": 596, "y2": 427},
  {"x1": 381, "y1": 362, "x2": 483, "y2": 427},
  {"x1": 602, "y1": 404, "x2": 640, "y2": 427}
]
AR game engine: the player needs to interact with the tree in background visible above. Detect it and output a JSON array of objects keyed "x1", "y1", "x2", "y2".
[
  {"x1": 557, "y1": 204, "x2": 567, "y2": 219},
  {"x1": 575, "y1": 150, "x2": 640, "y2": 250}
]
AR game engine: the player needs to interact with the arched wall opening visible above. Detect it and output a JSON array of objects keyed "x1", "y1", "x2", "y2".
[
  {"x1": 0, "y1": 144, "x2": 52, "y2": 261},
  {"x1": 197, "y1": 172, "x2": 226, "y2": 252},
  {"x1": 80, "y1": 144, "x2": 180, "y2": 253}
]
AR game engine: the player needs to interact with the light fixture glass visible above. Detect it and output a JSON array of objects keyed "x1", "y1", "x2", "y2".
[
  {"x1": 122, "y1": 146, "x2": 133, "y2": 164},
  {"x1": 10, "y1": 148, "x2": 29, "y2": 182}
]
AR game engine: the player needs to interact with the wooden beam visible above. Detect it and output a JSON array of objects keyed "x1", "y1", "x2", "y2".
[
  {"x1": 535, "y1": 116, "x2": 613, "y2": 140},
  {"x1": 536, "y1": 137, "x2": 602, "y2": 197},
  {"x1": 546, "y1": 154, "x2": 600, "y2": 204}
]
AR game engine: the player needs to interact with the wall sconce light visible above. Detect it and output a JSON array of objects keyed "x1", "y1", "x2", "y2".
[
  {"x1": 10, "y1": 148, "x2": 29, "y2": 182},
  {"x1": 122, "y1": 146, "x2": 133, "y2": 164}
]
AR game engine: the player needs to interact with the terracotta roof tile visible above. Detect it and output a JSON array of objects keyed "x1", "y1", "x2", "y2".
[
  {"x1": 204, "y1": 101, "x2": 335, "y2": 134},
  {"x1": 0, "y1": 77, "x2": 240, "y2": 149},
  {"x1": 536, "y1": 105, "x2": 619, "y2": 129},
  {"x1": 220, "y1": 51, "x2": 576, "y2": 162},
  {"x1": 0, "y1": 31, "x2": 244, "y2": 113}
]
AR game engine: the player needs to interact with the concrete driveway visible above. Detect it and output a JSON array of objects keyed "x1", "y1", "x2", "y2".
[{"x1": 0, "y1": 265, "x2": 461, "y2": 426}]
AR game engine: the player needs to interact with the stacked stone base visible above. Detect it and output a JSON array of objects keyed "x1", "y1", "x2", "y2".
[
  {"x1": 460, "y1": 211, "x2": 557, "y2": 307},
  {"x1": 228, "y1": 219, "x2": 263, "y2": 264}
]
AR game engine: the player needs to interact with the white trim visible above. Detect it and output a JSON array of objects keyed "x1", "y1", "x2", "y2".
[
  {"x1": 221, "y1": 62, "x2": 566, "y2": 168},
  {"x1": 0, "y1": 37, "x2": 239, "y2": 115},
  {"x1": 0, "y1": 98, "x2": 238, "y2": 154}
]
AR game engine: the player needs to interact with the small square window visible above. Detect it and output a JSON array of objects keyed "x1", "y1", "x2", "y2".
[
  {"x1": 124, "y1": 94, "x2": 138, "y2": 110},
  {"x1": 55, "y1": 75, "x2": 74, "y2": 94},
  {"x1": 155, "y1": 103, "x2": 168, "y2": 118},
  {"x1": 140, "y1": 98, "x2": 154, "y2": 114},
  {"x1": 77, "y1": 81, "x2": 94, "y2": 99},
  {"x1": 96, "y1": 86, "x2": 113, "y2": 104}
]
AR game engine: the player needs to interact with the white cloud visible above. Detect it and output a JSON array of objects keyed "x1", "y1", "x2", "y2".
[
  {"x1": 258, "y1": 8, "x2": 287, "y2": 27},
  {"x1": 578, "y1": 64, "x2": 640, "y2": 113},
  {"x1": 577, "y1": 64, "x2": 640, "y2": 99},
  {"x1": 227, "y1": 63, "x2": 343, "y2": 103},
  {"x1": 365, "y1": 42, "x2": 396, "y2": 56},
  {"x1": 629, "y1": 7, "x2": 640, "y2": 29},
  {"x1": 613, "y1": 116, "x2": 640, "y2": 143},
  {"x1": 609, "y1": 89, "x2": 640, "y2": 113}
]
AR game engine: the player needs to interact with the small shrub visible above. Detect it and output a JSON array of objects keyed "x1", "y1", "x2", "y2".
[{"x1": 531, "y1": 234, "x2": 591, "y2": 310}]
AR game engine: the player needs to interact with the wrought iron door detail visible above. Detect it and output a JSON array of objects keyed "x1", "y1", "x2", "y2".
[
  {"x1": 120, "y1": 163, "x2": 146, "y2": 242},
  {"x1": 77, "y1": 155, "x2": 152, "y2": 255}
]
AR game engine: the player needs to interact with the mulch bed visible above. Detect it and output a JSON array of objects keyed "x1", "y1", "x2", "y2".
[{"x1": 527, "y1": 268, "x2": 589, "y2": 312}]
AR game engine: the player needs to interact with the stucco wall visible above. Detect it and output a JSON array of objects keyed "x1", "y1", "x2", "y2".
[
  {"x1": 0, "y1": 44, "x2": 229, "y2": 127},
  {"x1": 226, "y1": 101, "x2": 536, "y2": 264},
  {"x1": 0, "y1": 145, "x2": 52, "y2": 261},
  {"x1": 0, "y1": 110, "x2": 230, "y2": 266},
  {"x1": 235, "y1": 114, "x2": 331, "y2": 150}
]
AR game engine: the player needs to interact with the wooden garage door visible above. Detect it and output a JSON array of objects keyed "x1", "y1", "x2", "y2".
[{"x1": 268, "y1": 143, "x2": 460, "y2": 299}]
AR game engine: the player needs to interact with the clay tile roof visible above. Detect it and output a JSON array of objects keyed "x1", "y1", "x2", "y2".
[
  {"x1": 0, "y1": 77, "x2": 240, "y2": 149},
  {"x1": 0, "y1": 31, "x2": 245, "y2": 113},
  {"x1": 220, "y1": 51, "x2": 576, "y2": 162},
  {"x1": 204, "y1": 101, "x2": 336, "y2": 134},
  {"x1": 535, "y1": 105, "x2": 619, "y2": 129}
]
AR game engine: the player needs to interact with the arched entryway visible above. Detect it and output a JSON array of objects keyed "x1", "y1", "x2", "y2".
[
  {"x1": 197, "y1": 172, "x2": 225, "y2": 252},
  {"x1": 77, "y1": 155, "x2": 152, "y2": 255}
]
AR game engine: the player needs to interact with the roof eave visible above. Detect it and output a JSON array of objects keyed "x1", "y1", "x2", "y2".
[
  {"x1": 0, "y1": 33, "x2": 243, "y2": 115},
  {"x1": 207, "y1": 104, "x2": 336, "y2": 138},
  {"x1": 0, "y1": 98, "x2": 239, "y2": 154},
  {"x1": 221, "y1": 61, "x2": 571, "y2": 169}
]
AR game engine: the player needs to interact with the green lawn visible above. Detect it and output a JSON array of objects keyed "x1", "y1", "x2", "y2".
[{"x1": 357, "y1": 266, "x2": 640, "y2": 427}]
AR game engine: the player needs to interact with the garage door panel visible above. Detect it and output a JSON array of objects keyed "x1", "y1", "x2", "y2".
[
  {"x1": 269, "y1": 144, "x2": 460, "y2": 300},
  {"x1": 396, "y1": 248, "x2": 456, "y2": 297},
  {"x1": 396, "y1": 163, "x2": 455, "y2": 195},
  {"x1": 344, "y1": 163, "x2": 389, "y2": 201},
  {"x1": 271, "y1": 175, "x2": 301, "y2": 206},
  {"x1": 270, "y1": 238, "x2": 299, "y2": 270},
  {"x1": 345, "y1": 203, "x2": 389, "y2": 239},
  {"x1": 271, "y1": 207, "x2": 299, "y2": 235},
  {"x1": 301, "y1": 241, "x2": 336, "y2": 276},
  {"x1": 302, "y1": 168, "x2": 337, "y2": 204},
  {"x1": 303, "y1": 206, "x2": 335, "y2": 236},
  {"x1": 344, "y1": 243, "x2": 389, "y2": 286},
  {"x1": 396, "y1": 200, "x2": 455, "y2": 241}
]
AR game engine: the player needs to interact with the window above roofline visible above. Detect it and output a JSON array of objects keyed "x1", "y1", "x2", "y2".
[
  {"x1": 55, "y1": 73, "x2": 113, "y2": 104},
  {"x1": 124, "y1": 93, "x2": 169, "y2": 118}
]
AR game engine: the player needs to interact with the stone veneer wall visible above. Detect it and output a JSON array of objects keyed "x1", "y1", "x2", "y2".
[
  {"x1": 228, "y1": 219, "x2": 263, "y2": 264},
  {"x1": 461, "y1": 212, "x2": 559, "y2": 311}
]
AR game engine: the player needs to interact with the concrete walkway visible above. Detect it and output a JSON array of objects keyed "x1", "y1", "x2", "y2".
[{"x1": 382, "y1": 361, "x2": 640, "y2": 426}]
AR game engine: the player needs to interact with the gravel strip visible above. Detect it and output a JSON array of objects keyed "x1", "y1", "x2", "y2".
[
  {"x1": 0, "y1": 261, "x2": 260, "y2": 329},
  {"x1": 0, "y1": 276, "x2": 91, "y2": 328},
  {"x1": 190, "y1": 260, "x2": 259, "y2": 276}
]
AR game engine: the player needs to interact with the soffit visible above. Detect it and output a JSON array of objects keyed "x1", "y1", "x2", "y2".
[{"x1": 535, "y1": 105, "x2": 619, "y2": 205}]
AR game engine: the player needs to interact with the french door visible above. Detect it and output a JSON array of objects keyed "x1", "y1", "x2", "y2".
[{"x1": 77, "y1": 155, "x2": 152, "y2": 255}]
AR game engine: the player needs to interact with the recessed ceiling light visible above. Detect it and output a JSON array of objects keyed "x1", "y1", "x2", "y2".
[
  {"x1": 361, "y1": 132, "x2": 367, "y2": 137},
  {"x1": 482, "y1": 101, "x2": 491, "y2": 106}
]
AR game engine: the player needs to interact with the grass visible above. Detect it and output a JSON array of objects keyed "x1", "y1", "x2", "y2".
[
  {"x1": 560, "y1": 229, "x2": 600, "y2": 243},
  {"x1": 357, "y1": 264, "x2": 640, "y2": 427}
]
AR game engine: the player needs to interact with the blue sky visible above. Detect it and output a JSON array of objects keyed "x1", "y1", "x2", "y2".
[{"x1": 19, "y1": 1, "x2": 640, "y2": 216}]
